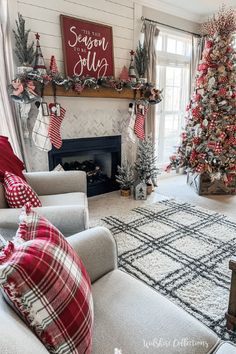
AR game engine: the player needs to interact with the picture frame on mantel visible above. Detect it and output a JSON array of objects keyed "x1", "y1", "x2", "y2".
[{"x1": 60, "y1": 15, "x2": 114, "y2": 78}]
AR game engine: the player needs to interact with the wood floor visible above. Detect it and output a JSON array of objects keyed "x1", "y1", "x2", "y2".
[{"x1": 88, "y1": 173, "x2": 236, "y2": 227}]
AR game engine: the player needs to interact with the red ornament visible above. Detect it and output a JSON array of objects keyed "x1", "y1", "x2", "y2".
[
  {"x1": 227, "y1": 46, "x2": 234, "y2": 53},
  {"x1": 207, "y1": 141, "x2": 216, "y2": 149},
  {"x1": 195, "y1": 163, "x2": 205, "y2": 173},
  {"x1": 218, "y1": 132, "x2": 226, "y2": 140},
  {"x1": 214, "y1": 142, "x2": 223, "y2": 154},
  {"x1": 227, "y1": 136, "x2": 236, "y2": 145},
  {"x1": 226, "y1": 125, "x2": 236, "y2": 131},
  {"x1": 193, "y1": 93, "x2": 202, "y2": 102},
  {"x1": 192, "y1": 106, "x2": 202, "y2": 120},
  {"x1": 218, "y1": 87, "x2": 227, "y2": 96},
  {"x1": 198, "y1": 153, "x2": 207, "y2": 159},
  {"x1": 205, "y1": 40, "x2": 213, "y2": 49},
  {"x1": 209, "y1": 121, "x2": 216, "y2": 130},
  {"x1": 225, "y1": 174, "x2": 234, "y2": 185},
  {"x1": 197, "y1": 76, "x2": 205, "y2": 86},
  {"x1": 193, "y1": 137, "x2": 201, "y2": 145},
  {"x1": 198, "y1": 63, "x2": 208, "y2": 72},
  {"x1": 190, "y1": 150, "x2": 197, "y2": 162},
  {"x1": 226, "y1": 60, "x2": 233, "y2": 70},
  {"x1": 218, "y1": 76, "x2": 228, "y2": 84}
]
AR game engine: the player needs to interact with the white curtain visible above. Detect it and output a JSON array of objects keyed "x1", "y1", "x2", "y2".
[
  {"x1": 190, "y1": 35, "x2": 205, "y2": 97},
  {"x1": 0, "y1": 0, "x2": 29, "y2": 168},
  {"x1": 142, "y1": 21, "x2": 160, "y2": 142}
]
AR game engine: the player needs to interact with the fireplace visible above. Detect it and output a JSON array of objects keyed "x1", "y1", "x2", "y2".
[{"x1": 48, "y1": 136, "x2": 121, "y2": 196}]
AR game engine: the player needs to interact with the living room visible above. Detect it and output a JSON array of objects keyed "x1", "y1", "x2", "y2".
[{"x1": 0, "y1": 0, "x2": 236, "y2": 353}]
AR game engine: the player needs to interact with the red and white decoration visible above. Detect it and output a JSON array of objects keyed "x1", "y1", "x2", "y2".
[
  {"x1": 48, "y1": 104, "x2": 66, "y2": 149},
  {"x1": 0, "y1": 204, "x2": 94, "y2": 354},
  {"x1": 49, "y1": 55, "x2": 59, "y2": 75},
  {"x1": 3, "y1": 172, "x2": 41, "y2": 208},
  {"x1": 134, "y1": 105, "x2": 148, "y2": 140}
]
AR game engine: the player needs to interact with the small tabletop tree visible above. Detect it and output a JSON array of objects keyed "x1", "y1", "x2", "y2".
[
  {"x1": 135, "y1": 136, "x2": 159, "y2": 186},
  {"x1": 13, "y1": 13, "x2": 35, "y2": 66},
  {"x1": 115, "y1": 162, "x2": 134, "y2": 193}
]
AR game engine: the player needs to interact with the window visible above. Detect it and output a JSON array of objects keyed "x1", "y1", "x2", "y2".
[{"x1": 155, "y1": 28, "x2": 191, "y2": 166}]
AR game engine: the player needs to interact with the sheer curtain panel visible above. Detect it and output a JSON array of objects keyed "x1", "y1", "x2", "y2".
[
  {"x1": 0, "y1": 0, "x2": 29, "y2": 169},
  {"x1": 142, "y1": 21, "x2": 160, "y2": 141}
]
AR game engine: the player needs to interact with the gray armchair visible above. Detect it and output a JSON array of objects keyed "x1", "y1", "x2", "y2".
[
  {"x1": 0, "y1": 170, "x2": 88, "y2": 239},
  {"x1": 1, "y1": 226, "x2": 236, "y2": 353}
]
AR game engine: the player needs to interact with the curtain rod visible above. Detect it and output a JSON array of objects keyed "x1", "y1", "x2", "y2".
[{"x1": 141, "y1": 16, "x2": 201, "y2": 37}]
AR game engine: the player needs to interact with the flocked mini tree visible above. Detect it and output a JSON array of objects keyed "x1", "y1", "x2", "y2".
[
  {"x1": 135, "y1": 136, "x2": 159, "y2": 185},
  {"x1": 176, "y1": 6, "x2": 236, "y2": 185},
  {"x1": 115, "y1": 161, "x2": 134, "y2": 191},
  {"x1": 13, "y1": 13, "x2": 35, "y2": 66}
]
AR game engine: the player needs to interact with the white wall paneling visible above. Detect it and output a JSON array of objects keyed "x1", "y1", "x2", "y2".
[{"x1": 14, "y1": 0, "x2": 136, "y2": 171}]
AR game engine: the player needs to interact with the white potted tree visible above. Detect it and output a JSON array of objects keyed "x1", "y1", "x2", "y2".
[
  {"x1": 135, "y1": 136, "x2": 159, "y2": 194},
  {"x1": 115, "y1": 161, "x2": 134, "y2": 197}
]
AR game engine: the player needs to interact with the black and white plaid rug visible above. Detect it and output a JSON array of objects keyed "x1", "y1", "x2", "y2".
[{"x1": 102, "y1": 199, "x2": 236, "y2": 341}]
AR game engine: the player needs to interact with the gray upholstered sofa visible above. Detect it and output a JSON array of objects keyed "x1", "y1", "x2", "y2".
[
  {"x1": 0, "y1": 226, "x2": 236, "y2": 354},
  {"x1": 0, "y1": 170, "x2": 89, "y2": 239}
]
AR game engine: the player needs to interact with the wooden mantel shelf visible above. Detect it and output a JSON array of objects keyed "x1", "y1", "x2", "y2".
[{"x1": 44, "y1": 84, "x2": 138, "y2": 99}]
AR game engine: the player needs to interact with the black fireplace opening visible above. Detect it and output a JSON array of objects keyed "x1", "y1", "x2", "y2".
[{"x1": 48, "y1": 136, "x2": 121, "y2": 196}]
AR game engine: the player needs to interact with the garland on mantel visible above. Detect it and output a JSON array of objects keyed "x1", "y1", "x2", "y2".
[{"x1": 9, "y1": 70, "x2": 163, "y2": 105}]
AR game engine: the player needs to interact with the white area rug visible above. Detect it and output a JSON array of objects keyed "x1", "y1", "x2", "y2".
[{"x1": 101, "y1": 199, "x2": 236, "y2": 341}]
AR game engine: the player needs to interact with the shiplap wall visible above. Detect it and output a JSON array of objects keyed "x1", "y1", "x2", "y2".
[
  {"x1": 17, "y1": 0, "x2": 135, "y2": 76},
  {"x1": 14, "y1": 0, "x2": 138, "y2": 171}
]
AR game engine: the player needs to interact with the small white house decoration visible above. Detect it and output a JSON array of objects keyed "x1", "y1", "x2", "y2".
[{"x1": 134, "y1": 181, "x2": 147, "y2": 200}]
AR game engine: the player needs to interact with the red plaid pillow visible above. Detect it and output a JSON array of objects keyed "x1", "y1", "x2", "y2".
[
  {"x1": 0, "y1": 204, "x2": 93, "y2": 354},
  {"x1": 0, "y1": 135, "x2": 26, "y2": 182},
  {"x1": 3, "y1": 172, "x2": 42, "y2": 208}
]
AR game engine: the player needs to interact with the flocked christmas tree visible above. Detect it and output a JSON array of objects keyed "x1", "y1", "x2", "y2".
[
  {"x1": 135, "y1": 136, "x2": 159, "y2": 185},
  {"x1": 177, "y1": 6, "x2": 236, "y2": 185},
  {"x1": 115, "y1": 162, "x2": 134, "y2": 190},
  {"x1": 13, "y1": 13, "x2": 35, "y2": 66}
]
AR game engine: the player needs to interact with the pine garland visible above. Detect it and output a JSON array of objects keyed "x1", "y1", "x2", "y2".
[{"x1": 13, "y1": 13, "x2": 35, "y2": 65}]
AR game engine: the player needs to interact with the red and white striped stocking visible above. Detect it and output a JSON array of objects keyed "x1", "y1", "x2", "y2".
[
  {"x1": 134, "y1": 105, "x2": 148, "y2": 140},
  {"x1": 48, "y1": 104, "x2": 66, "y2": 149}
]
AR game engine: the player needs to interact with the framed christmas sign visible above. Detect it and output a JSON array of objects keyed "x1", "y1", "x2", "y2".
[{"x1": 60, "y1": 15, "x2": 114, "y2": 78}]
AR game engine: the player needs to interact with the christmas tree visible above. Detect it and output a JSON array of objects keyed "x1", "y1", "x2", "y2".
[
  {"x1": 34, "y1": 33, "x2": 47, "y2": 75},
  {"x1": 49, "y1": 55, "x2": 59, "y2": 75},
  {"x1": 135, "y1": 136, "x2": 159, "y2": 185},
  {"x1": 13, "y1": 13, "x2": 35, "y2": 66},
  {"x1": 115, "y1": 162, "x2": 134, "y2": 190},
  {"x1": 176, "y1": 7, "x2": 236, "y2": 185}
]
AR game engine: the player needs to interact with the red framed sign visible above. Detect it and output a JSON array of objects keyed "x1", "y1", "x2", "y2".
[{"x1": 60, "y1": 15, "x2": 114, "y2": 78}]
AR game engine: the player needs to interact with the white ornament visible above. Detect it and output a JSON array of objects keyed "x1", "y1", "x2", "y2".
[
  {"x1": 208, "y1": 77, "x2": 215, "y2": 89},
  {"x1": 203, "y1": 119, "x2": 208, "y2": 127}
]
